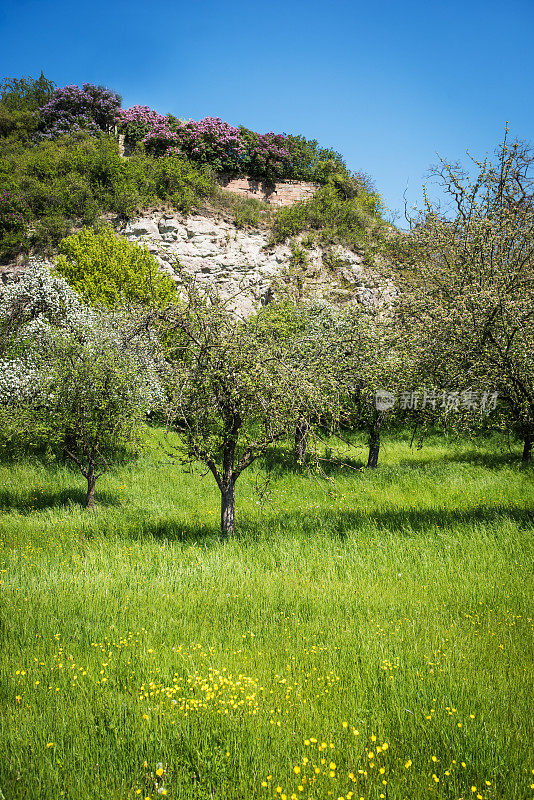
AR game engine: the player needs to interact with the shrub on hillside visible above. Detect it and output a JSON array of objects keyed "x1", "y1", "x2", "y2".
[
  {"x1": 0, "y1": 131, "x2": 216, "y2": 253},
  {"x1": 120, "y1": 106, "x2": 348, "y2": 184},
  {"x1": 0, "y1": 189, "x2": 30, "y2": 261},
  {"x1": 238, "y1": 127, "x2": 291, "y2": 182},
  {"x1": 281, "y1": 134, "x2": 349, "y2": 182},
  {"x1": 148, "y1": 116, "x2": 247, "y2": 172},
  {"x1": 271, "y1": 184, "x2": 383, "y2": 249},
  {"x1": 115, "y1": 104, "x2": 169, "y2": 150},
  {"x1": 54, "y1": 226, "x2": 178, "y2": 309}
]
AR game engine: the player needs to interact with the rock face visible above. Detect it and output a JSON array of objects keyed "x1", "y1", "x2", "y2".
[
  {"x1": 0, "y1": 210, "x2": 397, "y2": 316},
  {"x1": 121, "y1": 212, "x2": 397, "y2": 316}
]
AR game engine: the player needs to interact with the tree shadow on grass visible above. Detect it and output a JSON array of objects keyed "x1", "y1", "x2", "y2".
[
  {"x1": 262, "y1": 442, "x2": 524, "y2": 479},
  {"x1": 138, "y1": 502, "x2": 533, "y2": 545},
  {"x1": 0, "y1": 486, "x2": 121, "y2": 513},
  {"x1": 117, "y1": 513, "x2": 221, "y2": 546},
  {"x1": 397, "y1": 448, "x2": 525, "y2": 470},
  {"x1": 311, "y1": 503, "x2": 534, "y2": 537}
]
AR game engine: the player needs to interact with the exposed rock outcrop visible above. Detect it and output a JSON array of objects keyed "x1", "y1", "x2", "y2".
[
  {"x1": 0, "y1": 209, "x2": 397, "y2": 316},
  {"x1": 121, "y1": 212, "x2": 397, "y2": 316}
]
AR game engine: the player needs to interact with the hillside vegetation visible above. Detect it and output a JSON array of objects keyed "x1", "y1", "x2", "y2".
[{"x1": 0, "y1": 74, "x2": 385, "y2": 263}]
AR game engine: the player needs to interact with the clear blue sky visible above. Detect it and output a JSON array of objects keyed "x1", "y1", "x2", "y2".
[{"x1": 1, "y1": 0, "x2": 533, "y2": 222}]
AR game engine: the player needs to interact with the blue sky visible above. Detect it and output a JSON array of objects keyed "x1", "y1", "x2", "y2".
[{"x1": 1, "y1": 0, "x2": 533, "y2": 222}]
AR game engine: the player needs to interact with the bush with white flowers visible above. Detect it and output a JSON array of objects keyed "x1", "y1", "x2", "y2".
[{"x1": 0, "y1": 259, "x2": 165, "y2": 508}]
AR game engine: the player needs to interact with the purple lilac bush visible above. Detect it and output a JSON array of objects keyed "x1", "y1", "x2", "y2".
[
  {"x1": 240, "y1": 129, "x2": 291, "y2": 181},
  {"x1": 36, "y1": 87, "x2": 339, "y2": 183},
  {"x1": 118, "y1": 105, "x2": 292, "y2": 179},
  {"x1": 115, "y1": 105, "x2": 169, "y2": 149},
  {"x1": 38, "y1": 84, "x2": 121, "y2": 139},
  {"x1": 166, "y1": 117, "x2": 247, "y2": 173}
]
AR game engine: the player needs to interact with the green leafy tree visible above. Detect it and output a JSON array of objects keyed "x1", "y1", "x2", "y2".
[
  {"x1": 43, "y1": 327, "x2": 152, "y2": 508},
  {"x1": 399, "y1": 133, "x2": 534, "y2": 462},
  {"x1": 54, "y1": 226, "x2": 177, "y2": 309},
  {"x1": 0, "y1": 72, "x2": 55, "y2": 138},
  {"x1": 270, "y1": 258, "x2": 406, "y2": 468},
  {"x1": 281, "y1": 134, "x2": 348, "y2": 182},
  {"x1": 159, "y1": 279, "x2": 340, "y2": 536},
  {"x1": 346, "y1": 317, "x2": 411, "y2": 468},
  {"x1": 0, "y1": 261, "x2": 160, "y2": 507}
]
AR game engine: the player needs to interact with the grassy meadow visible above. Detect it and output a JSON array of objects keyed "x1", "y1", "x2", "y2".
[{"x1": 0, "y1": 428, "x2": 533, "y2": 800}]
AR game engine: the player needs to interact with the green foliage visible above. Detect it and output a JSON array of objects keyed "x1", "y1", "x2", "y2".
[
  {"x1": 0, "y1": 72, "x2": 55, "y2": 139},
  {"x1": 0, "y1": 261, "x2": 162, "y2": 507},
  {"x1": 54, "y1": 226, "x2": 177, "y2": 308},
  {"x1": 0, "y1": 72, "x2": 56, "y2": 112},
  {"x1": 44, "y1": 328, "x2": 148, "y2": 465},
  {"x1": 232, "y1": 197, "x2": 265, "y2": 228},
  {"x1": 0, "y1": 189, "x2": 30, "y2": 261},
  {"x1": 282, "y1": 134, "x2": 348, "y2": 182},
  {"x1": 162, "y1": 284, "x2": 342, "y2": 534},
  {"x1": 210, "y1": 187, "x2": 273, "y2": 228},
  {"x1": 128, "y1": 150, "x2": 215, "y2": 214},
  {"x1": 271, "y1": 184, "x2": 383, "y2": 249},
  {"x1": 0, "y1": 132, "x2": 216, "y2": 255},
  {"x1": 289, "y1": 239, "x2": 308, "y2": 269}
]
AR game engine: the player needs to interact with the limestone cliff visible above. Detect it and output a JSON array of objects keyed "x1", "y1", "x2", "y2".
[{"x1": 121, "y1": 211, "x2": 397, "y2": 316}]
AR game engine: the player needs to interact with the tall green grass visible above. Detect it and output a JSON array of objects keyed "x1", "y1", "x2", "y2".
[{"x1": 1, "y1": 429, "x2": 533, "y2": 799}]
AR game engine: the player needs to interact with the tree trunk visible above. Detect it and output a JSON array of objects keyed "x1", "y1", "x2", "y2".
[
  {"x1": 220, "y1": 480, "x2": 236, "y2": 537},
  {"x1": 523, "y1": 434, "x2": 532, "y2": 463},
  {"x1": 367, "y1": 412, "x2": 384, "y2": 469},
  {"x1": 294, "y1": 418, "x2": 309, "y2": 462},
  {"x1": 85, "y1": 462, "x2": 96, "y2": 510},
  {"x1": 62, "y1": 429, "x2": 77, "y2": 463}
]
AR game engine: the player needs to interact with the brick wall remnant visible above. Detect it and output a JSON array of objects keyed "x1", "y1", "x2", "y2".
[{"x1": 218, "y1": 176, "x2": 319, "y2": 206}]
